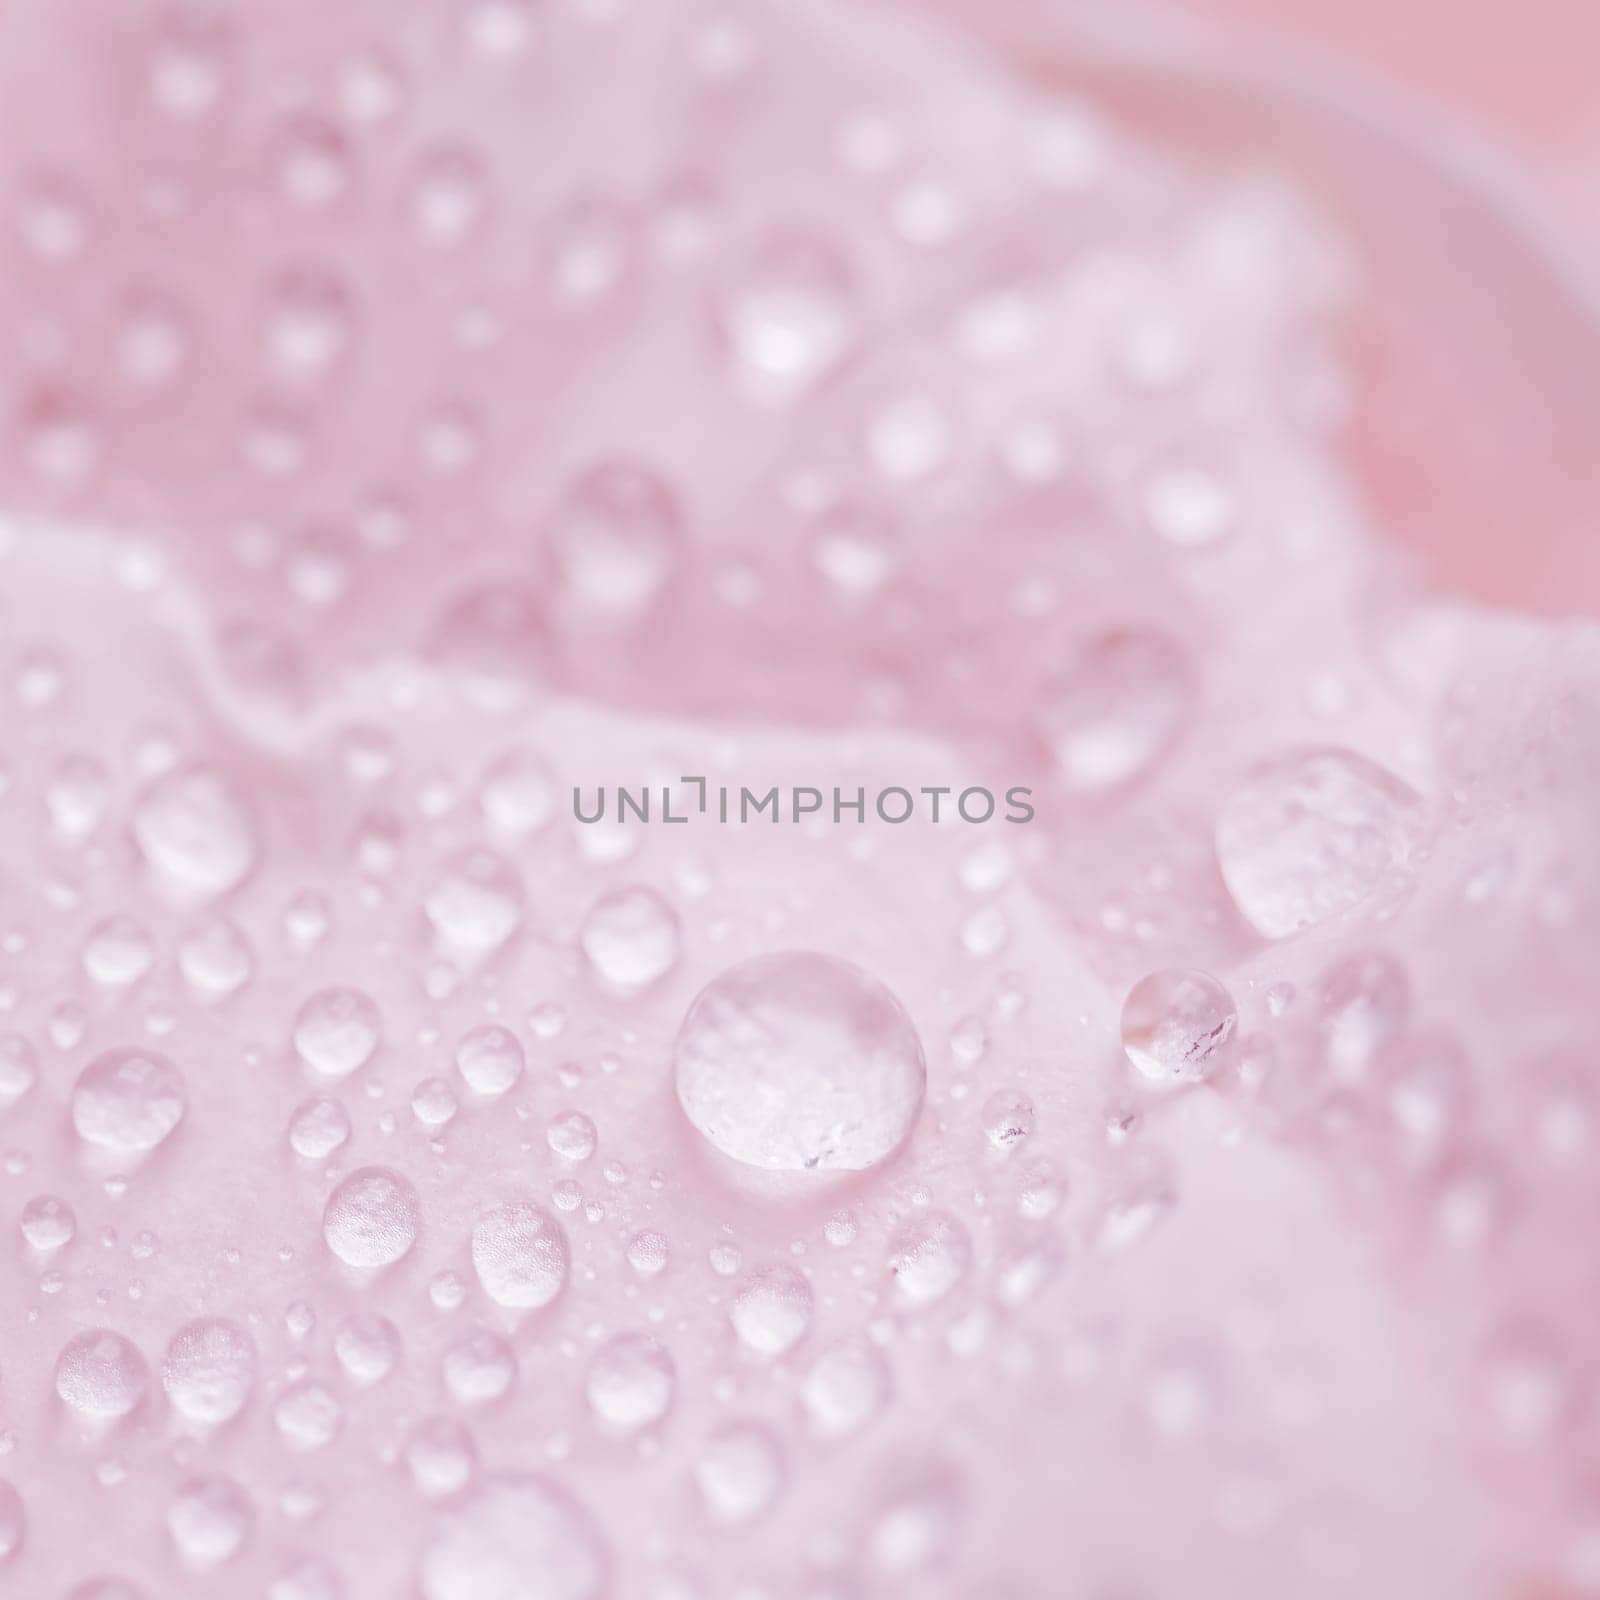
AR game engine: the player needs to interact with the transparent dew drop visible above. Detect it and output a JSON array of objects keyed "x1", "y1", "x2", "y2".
[
  {"x1": 674, "y1": 951, "x2": 926, "y2": 1172},
  {"x1": 413, "y1": 1077, "x2": 458, "y2": 1128},
  {"x1": 20, "y1": 1195, "x2": 75, "y2": 1251},
  {"x1": 72, "y1": 1048, "x2": 187, "y2": 1153},
  {"x1": 470, "y1": 1200, "x2": 569, "y2": 1309},
  {"x1": 1379, "y1": 1031, "x2": 1471, "y2": 1158},
  {"x1": 1317, "y1": 948, "x2": 1410, "y2": 1083},
  {"x1": 729, "y1": 1264, "x2": 813, "y2": 1356},
  {"x1": 1142, "y1": 461, "x2": 1237, "y2": 548},
  {"x1": 810, "y1": 504, "x2": 897, "y2": 597},
  {"x1": 801, "y1": 1338, "x2": 892, "y2": 1437},
  {"x1": 167, "y1": 1476, "x2": 253, "y2": 1569},
  {"x1": 419, "y1": 1476, "x2": 609, "y2": 1600},
  {"x1": 273, "y1": 115, "x2": 353, "y2": 210},
  {"x1": 547, "y1": 1111, "x2": 598, "y2": 1163},
  {"x1": 443, "y1": 1333, "x2": 517, "y2": 1407},
  {"x1": 719, "y1": 234, "x2": 858, "y2": 400},
  {"x1": 431, "y1": 586, "x2": 547, "y2": 696},
  {"x1": 19, "y1": 170, "x2": 91, "y2": 262},
  {"x1": 334, "y1": 1314, "x2": 402, "y2": 1385},
  {"x1": 546, "y1": 461, "x2": 682, "y2": 615},
  {"x1": 694, "y1": 1422, "x2": 785, "y2": 1526},
  {"x1": 410, "y1": 146, "x2": 490, "y2": 246},
  {"x1": 423, "y1": 848, "x2": 526, "y2": 954},
  {"x1": 866, "y1": 1470, "x2": 964, "y2": 1578},
  {"x1": 273, "y1": 1382, "x2": 343, "y2": 1451},
  {"x1": 980, "y1": 1089, "x2": 1035, "y2": 1150},
  {"x1": 585, "y1": 1333, "x2": 676, "y2": 1429},
  {"x1": 163, "y1": 1317, "x2": 258, "y2": 1425},
  {"x1": 406, "y1": 1416, "x2": 479, "y2": 1499},
  {"x1": 1215, "y1": 748, "x2": 1423, "y2": 939},
  {"x1": 146, "y1": 11, "x2": 230, "y2": 117},
  {"x1": 626, "y1": 1230, "x2": 668, "y2": 1277},
  {"x1": 887, "y1": 1211, "x2": 972, "y2": 1307},
  {"x1": 268, "y1": 1556, "x2": 344, "y2": 1600},
  {"x1": 63, "y1": 1583, "x2": 147, "y2": 1600},
  {"x1": 263, "y1": 266, "x2": 355, "y2": 378},
  {"x1": 178, "y1": 917, "x2": 255, "y2": 998},
  {"x1": 0, "y1": 1034, "x2": 38, "y2": 1108},
  {"x1": 0, "y1": 1480, "x2": 21, "y2": 1561},
  {"x1": 1121, "y1": 970, "x2": 1237, "y2": 1085},
  {"x1": 55, "y1": 1328, "x2": 148, "y2": 1420},
  {"x1": 288, "y1": 1096, "x2": 352, "y2": 1160},
  {"x1": 132, "y1": 766, "x2": 258, "y2": 898},
  {"x1": 19, "y1": 385, "x2": 101, "y2": 483},
  {"x1": 547, "y1": 195, "x2": 629, "y2": 302},
  {"x1": 465, "y1": 0, "x2": 534, "y2": 55},
  {"x1": 480, "y1": 748, "x2": 557, "y2": 836},
  {"x1": 292, "y1": 986, "x2": 381, "y2": 1078},
  {"x1": 115, "y1": 285, "x2": 192, "y2": 386},
  {"x1": 1036, "y1": 630, "x2": 1193, "y2": 791},
  {"x1": 81, "y1": 915, "x2": 156, "y2": 986},
  {"x1": 865, "y1": 389, "x2": 953, "y2": 486},
  {"x1": 322, "y1": 1167, "x2": 421, "y2": 1268},
  {"x1": 579, "y1": 886, "x2": 681, "y2": 991},
  {"x1": 454, "y1": 1024, "x2": 524, "y2": 1098},
  {"x1": 47, "y1": 753, "x2": 110, "y2": 839}
]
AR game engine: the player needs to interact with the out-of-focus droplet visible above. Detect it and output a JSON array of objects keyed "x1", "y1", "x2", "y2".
[
  {"x1": 980, "y1": 1088, "x2": 1035, "y2": 1149},
  {"x1": 674, "y1": 951, "x2": 925, "y2": 1171},
  {"x1": 694, "y1": 1422, "x2": 785, "y2": 1525},
  {"x1": 292, "y1": 987, "x2": 382, "y2": 1078},
  {"x1": 719, "y1": 235, "x2": 858, "y2": 401},
  {"x1": 1216, "y1": 748, "x2": 1422, "y2": 939},
  {"x1": 454, "y1": 1024, "x2": 524, "y2": 1098},
  {"x1": 167, "y1": 1476, "x2": 253, "y2": 1569},
  {"x1": 585, "y1": 1333, "x2": 676, "y2": 1429},
  {"x1": 887, "y1": 1211, "x2": 972, "y2": 1307},
  {"x1": 1121, "y1": 969, "x2": 1237, "y2": 1084},
  {"x1": 419, "y1": 1476, "x2": 608, "y2": 1600},
  {"x1": 288, "y1": 1096, "x2": 352, "y2": 1160},
  {"x1": 546, "y1": 461, "x2": 682, "y2": 616},
  {"x1": 579, "y1": 886, "x2": 681, "y2": 991},
  {"x1": 132, "y1": 767, "x2": 258, "y2": 899},
  {"x1": 802, "y1": 1338, "x2": 891, "y2": 1437},
  {"x1": 423, "y1": 848, "x2": 526, "y2": 955},
  {"x1": 1036, "y1": 630, "x2": 1192, "y2": 791}
]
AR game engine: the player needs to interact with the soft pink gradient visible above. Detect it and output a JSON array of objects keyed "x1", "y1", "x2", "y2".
[{"x1": 0, "y1": 2, "x2": 1598, "y2": 1598}]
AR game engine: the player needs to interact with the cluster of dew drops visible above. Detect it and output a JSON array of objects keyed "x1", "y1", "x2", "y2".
[{"x1": 2, "y1": 0, "x2": 1598, "y2": 1596}]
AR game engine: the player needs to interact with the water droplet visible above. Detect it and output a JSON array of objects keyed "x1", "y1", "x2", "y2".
[
  {"x1": 0, "y1": 1481, "x2": 21, "y2": 1562},
  {"x1": 801, "y1": 1338, "x2": 891, "y2": 1437},
  {"x1": 178, "y1": 917, "x2": 255, "y2": 998},
  {"x1": 579, "y1": 886, "x2": 681, "y2": 991},
  {"x1": 546, "y1": 462, "x2": 681, "y2": 615},
  {"x1": 626, "y1": 1230, "x2": 668, "y2": 1277},
  {"x1": 675, "y1": 951, "x2": 925, "y2": 1171},
  {"x1": 1121, "y1": 970, "x2": 1237, "y2": 1084},
  {"x1": 455, "y1": 1024, "x2": 524, "y2": 1097},
  {"x1": 81, "y1": 915, "x2": 156, "y2": 987},
  {"x1": 480, "y1": 748, "x2": 557, "y2": 836},
  {"x1": 1036, "y1": 630, "x2": 1192, "y2": 791},
  {"x1": 0, "y1": 1035, "x2": 38, "y2": 1109},
  {"x1": 547, "y1": 1110, "x2": 598, "y2": 1163},
  {"x1": 167, "y1": 1475, "x2": 253, "y2": 1568},
  {"x1": 132, "y1": 766, "x2": 258, "y2": 898},
  {"x1": 980, "y1": 1089, "x2": 1035, "y2": 1149},
  {"x1": 470, "y1": 1200, "x2": 568, "y2": 1309},
  {"x1": 55, "y1": 1329, "x2": 147, "y2": 1420},
  {"x1": 163, "y1": 1317, "x2": 257, "y2": 1426},
  {"x1": 322, "y1": 1167, "x2": 421, "y2": 1268},
  {"x1": 20, "y1": 1195, "x2": 75, "y2": 1251},
  {"x1": 72, "y1": 1048, "x2": 187, "y2": 1153},
  {"x1": 1216, "y1": 749, "x2": 1422, "y2": 938},
  {"x1": 585, "y1": 1333, "x2": 676, "y2": 1429},
  {"x1": 410, "y1": 147, "x2": 490, "y2": 247},
  {"x1": 419, "y1": 1476, "x2": 608, "y2": 1600},
  {"x1": 423, "y1": 848, "x2": 526, "y2": 954},
  {"x1": 293, "y1": 986, "x2": 382, "y2": 1078},
  {"x1": 888, "y1": 1211, "x2": 972, "y2": 1307},
  {"x1": 288, "y1": 1096, "x2": 352, "y2": 1160},
  {"x1": 1317, "y1": 948, "x2": 1409, "y2": 1083},
  {"x1": 729, "y1": 1264, "x2": 813, "y2": 1355},
  {"x1": 443, "y1": 1332, "x2": 517, "y2": 1406},
  {"x1": 719, "y1": 235, "x2": 857, "y2": 400},
  {"x1": 273, "y1": 1381, "x2": 343, "y2": 1451},
  {"x1": 406, "y1": 1416, "x2": 479, "y2": 1499},
  {"x1": 694, "y1": 1421, "x2": 785, "y2": 1525},
  {"x1": 334, "y1": 1314, "x2": 401, "y2": 1385}
]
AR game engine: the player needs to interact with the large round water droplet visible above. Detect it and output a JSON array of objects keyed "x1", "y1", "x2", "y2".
[
  {"x1": 455, "y1": 1024, "x2": 524, "y2": 1098},
  {"x1": 167, "y1": 1476, "x2": 253, "y2": 1569},
  {"x1": 674, "y1": 951, "x2": 925, "y2": 1171},
  {"x1": 132, "y1": 767, "x2": 258, "y2": 897},
  {"x1": 1215, "y1": 748, "x2": 1422, "y2": 939},
  {"x1": 1121, "y1": 969, "x2": 1237, "y2": 1084},
  {"x1": 72, "y1": 1049, "x2": 187, "y2": 1153},
  {"x1": 419, "y1": 1476, "x2": 608, "y2": 1600},
  {"x1": 322, "y1": 1167, "x2": 421, "y2": 1268},
  {"x1": 694, "y1": 1421, "x2": 785, "y2": 1525},
  {"x1": 470, "y1": 1200, "x2": 569, "y2": 1309},
  {"x1": 163, "y1": 1318, "x2": 258, "y2": 1426},
  {"x1": 292, "y1": 986, "x2": 381, "y2": 1078},
  {"x1": 55, "y1": 1329, "x2": 147, "y2": 1420}
]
